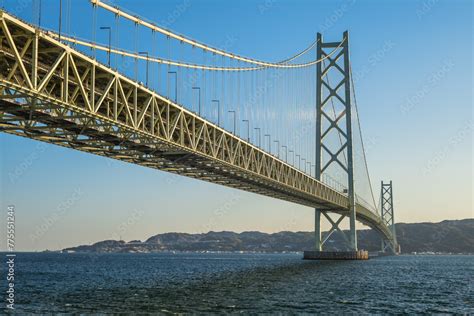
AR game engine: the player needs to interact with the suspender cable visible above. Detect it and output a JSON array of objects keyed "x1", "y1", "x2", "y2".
[
  {"x1": 53, "y1": 30, "x2": 343, "y2": 70},
  {"x1": 350, "y1": 65, "x2": 378, "y2": 211},
  {"x1": 91, "y1": 0, "x2": 337, "y2": 69},
  {"x1": 114, "y1": 12, "x2": 119, "y2": 69},
  {"x1": 134, "y1": 22, "x2": 138, "y2": 81}
]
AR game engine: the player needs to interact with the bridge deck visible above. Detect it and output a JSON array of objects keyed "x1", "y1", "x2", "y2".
[{"x1": 0, "y1": 10, "x2": 394, "y2": 243}]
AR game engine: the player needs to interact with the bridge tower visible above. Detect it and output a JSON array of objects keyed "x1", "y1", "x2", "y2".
[
  {"x1": 314, "y1": 31, "x2": 358, "y2": 252},
  {"x1": 380, "y1": 181, "x2": 398, "y2": 253}
]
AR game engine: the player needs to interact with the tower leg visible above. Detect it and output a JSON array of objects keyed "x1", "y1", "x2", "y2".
[
  {"x1": 343, "y1": 30, "x2": 357, "y2": 251},
  {"x1": 315, "y1": 208, "x2": 322, "y2": 251},
  {"x1": 349, "y1": 206, "x2": 357, "y2": 250}
]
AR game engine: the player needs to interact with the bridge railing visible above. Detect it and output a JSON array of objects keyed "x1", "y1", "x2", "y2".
[
  {"x1": 355, "y1": 195, "x2": 379, "y2": 215},
  {"x1": 320, "y1": 173, "x2": 347, "y2": 194},
  {"x1": 320, "y1": 173, "x2": 380, "y2": 216}
]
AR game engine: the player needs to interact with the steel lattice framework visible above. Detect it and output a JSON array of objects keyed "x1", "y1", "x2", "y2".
[
  {"x1": 314, "y1": 31, "x2": 358, "y2": 251},
  {"x1": 381, "y1": 181, "x2": 397, "y2": 252},
  {"x1": 0, "y1": 10, "x2": 396, "y2": 249}
]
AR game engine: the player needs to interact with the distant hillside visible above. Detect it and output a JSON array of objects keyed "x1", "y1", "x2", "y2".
[
  {"x1": 395, "y1": 219, "x2": 474, "y2": 253},
  {"x1": 62, "y1": 219, "x2": 474, "y2": 254}
]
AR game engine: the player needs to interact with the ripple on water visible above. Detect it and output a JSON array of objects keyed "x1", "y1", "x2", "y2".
[{"x1": 1, "y1": 253, "x2": 473, "y2": 313}]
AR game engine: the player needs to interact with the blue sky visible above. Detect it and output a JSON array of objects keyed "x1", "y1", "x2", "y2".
[{"x1": 0, "y1": 0, "x2": 472, "y2": 251}]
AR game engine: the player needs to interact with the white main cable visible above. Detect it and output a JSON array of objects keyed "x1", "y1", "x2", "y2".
[
  {"x1": 50, "y1": 31, "x2": 344, "y2": 71},
  {"x1": 90, "y1": 0, "x2": 342, "y2": 69}
]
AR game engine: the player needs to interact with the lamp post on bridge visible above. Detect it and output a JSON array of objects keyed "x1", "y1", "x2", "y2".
[
  {"x1": 167, "y1": 71, "x2": 178, "y2": 103},
  {"x1": 38, "y1": 0, "x2": 43, "y2": 27},
  {"x1": 301, "y1": 158, "x2": 306, "y2": 173},
  {"x1": 264, "y1": 134, "x2": 271, "y2": 153},
  {"x1": 211, "y1": 100, "x2": 220, "y2": 126},
  {"x1": 296, "y1": 154, "x2": 301, "y2": 170},
  {"x1": 254, "y1": 128, "x2": 261, "y2": 148},
  {"x1": 307, "y1": 161, "x2": 311, "y2": 176},
  {"x1": 273, "y1": 140, "x2": 280, "y2": 158},
  {"x1": 228, "y1": 110, "x2": 236, "y2": 134},
  {"x1": 192, "y1": 87, "x2": 201, "y2": 115},
  {"x1": 242, "y1": 119, "x2": 250, "y2": 142},
  {"x1": 99, "y1": 26, "x2": 112, "y2": 67},
  {"x1": 282, "y1": 145, "x2": 288, "y2": 162},
  {"x1": 58, "y1": 0, "x2": 62, "y2": 41},
  {"x1": 138, "y1": 51, "x2": 149, "y2": 87},
  {"x1": 289, "y1": 150, "x2": 294, "y2": 166}
]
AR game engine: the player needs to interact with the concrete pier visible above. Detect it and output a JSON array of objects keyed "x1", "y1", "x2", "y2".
[{"x1": 303, "y1": 250, "x2": 369, "y2": 260}]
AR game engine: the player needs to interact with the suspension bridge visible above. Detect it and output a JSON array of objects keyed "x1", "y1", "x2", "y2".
[{"x1": 0, "y1": 1, "x2": 398, "y2": 258}]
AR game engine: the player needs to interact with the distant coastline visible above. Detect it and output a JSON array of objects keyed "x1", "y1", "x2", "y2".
[{"x1": 60, "y1": 219, "x2": 474, "y2": 255}]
